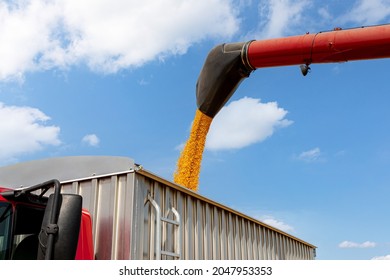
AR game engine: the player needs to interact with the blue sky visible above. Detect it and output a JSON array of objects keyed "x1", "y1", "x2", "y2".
[{"x1": 1, "y1": 0, "x2": 390, "y2": 260}]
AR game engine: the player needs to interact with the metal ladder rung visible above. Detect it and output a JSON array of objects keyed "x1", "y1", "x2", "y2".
[
  {"x1": 161, "y1": 217, "x2": 180, "y2": 226},
  {"x1": 161, "y1": 250, "x2": 180, "y2": 258}
]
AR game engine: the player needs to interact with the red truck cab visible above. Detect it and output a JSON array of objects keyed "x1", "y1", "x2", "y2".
[{"x1": 0, "y1": 182, "x2": 94, "y2": 260}]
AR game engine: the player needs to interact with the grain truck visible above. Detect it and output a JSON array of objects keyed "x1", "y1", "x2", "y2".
[
  {"x1": 1, "y1": 24, "x2": 390, "y2": 260},
  {"x1": 0, "y1": 156, "x2": 315, "y2": 260}
]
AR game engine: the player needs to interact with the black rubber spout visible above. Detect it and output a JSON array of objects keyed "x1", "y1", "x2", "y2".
[{"x1": 196, "y1": 41, "x2": 254, "y2": 118}]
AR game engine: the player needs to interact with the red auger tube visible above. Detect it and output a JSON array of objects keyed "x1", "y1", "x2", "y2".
[
  {"x1": 245, "y1": 24, "x2": 390, "y2": 69},
  {"x1": 196, "y1": 24, "x2": 390, "y2": 118}
]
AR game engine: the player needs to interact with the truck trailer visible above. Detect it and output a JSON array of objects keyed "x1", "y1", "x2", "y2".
[{"x1": 0, "y1": 156, "x2": 316, "y2": 260}]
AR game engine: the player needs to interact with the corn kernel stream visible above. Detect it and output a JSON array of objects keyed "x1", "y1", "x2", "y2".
[{"x1": 173, "y1": 109, "x2": 212, "y2": 191}]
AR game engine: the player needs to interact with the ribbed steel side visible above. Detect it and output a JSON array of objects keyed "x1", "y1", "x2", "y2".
[{"x1": 60, "y1": 169, "x2": 316, "y2": 260}]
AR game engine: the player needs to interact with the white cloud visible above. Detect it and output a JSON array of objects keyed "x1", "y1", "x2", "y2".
[
  {"x1": 0, "y1": 103, "x2": 61, "y2": 162},
  {"x1": 0, "y1": 0, "x2": 239, "y2": 81},
  {"x1": 317, "y1": 7, "x2": 332, "y2": 21},
  {"x1": 82, "y1": 134, "x2": 100, "y2": 147},
  {"x1": 254, "y1": 0, "x2": 310, "y2": 38},
  {"x1": 340, "y1": 0, "x2": 390, "y2": 25},
  {"x1": 296, "y1": 147, "x2": 322, "y2": 162},
  {"x1": 206, "y1": 97, "x2": 292, "y2": 151},
  {"x1": 372, "y1": 254, "x2": 390, "y2": 260},
  {"x1": 261, "y1": 217, "x2": 294, "y2": 233},
  {"x1": 0, "y1": 0, "x2": 63, "y2": 81},
  {"x1": 339, "y1": 241, "x2": 377, "y2": 249}
]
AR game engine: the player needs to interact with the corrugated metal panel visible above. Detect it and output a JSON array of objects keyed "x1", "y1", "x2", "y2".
[{"x1": 59, "y1": 168, "x2": 316, "y2": 260}]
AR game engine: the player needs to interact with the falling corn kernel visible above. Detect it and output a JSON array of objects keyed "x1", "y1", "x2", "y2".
[{"x1": 174, "y1": 109, "x2": 213, "y2": 191}]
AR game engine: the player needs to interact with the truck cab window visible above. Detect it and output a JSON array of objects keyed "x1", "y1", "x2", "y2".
[
  {"x1": 0, "y1": 202, "x2": 12, "y2": 260},
  {"x1": 11, "y1": 204, "x2": 45, "y2": 260}
]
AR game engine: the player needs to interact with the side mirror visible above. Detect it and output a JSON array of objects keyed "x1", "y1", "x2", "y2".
[{"x1": 38, "y1": 194, "x2": 82, "y2": 260}]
